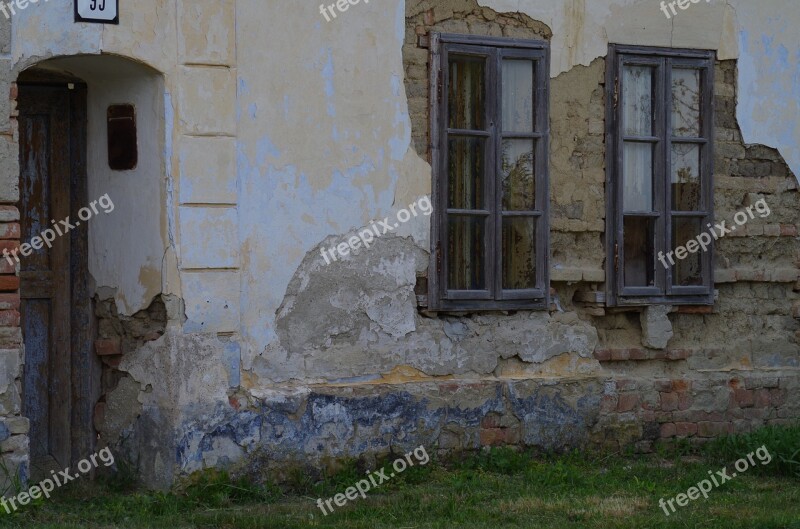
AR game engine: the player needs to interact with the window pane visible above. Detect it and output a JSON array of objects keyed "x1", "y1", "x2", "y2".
[
  {"x1": 671, "y1": 143, "x2": 701, "y2": 211},
  {"x1": 623, "y1": 65, "x2": 654, "y2": 136},
  {"x1": 502, "y1": 60, "x2": 534, "y2": 133},
  {"x1": 623, "y1": 142, "x2": 653, "y2": 212},
  {"x1": 672, "y1": 217, "x2": 704, "y2": 286},
  {"x1": 448, "y1": 56, "x2": 485, "y2": 130},
  {"x1": 672, "y1": 68, "x2": 701, "y2": 137},
  {"x1": 448, "y1": 137, "x2": 485, "y2": 209},
  {"x1": 502, "y1": 217, "x2": 536, "y2": 289},
  {"x1": 448, "y1": 216, "x2": 485, "y2": 290},
  {"x1": 501, "y1": 139, "x2": 535, "y2": 210},
  {"x1": 623, "y1": 216, "x2": 655, "y2": 287}
]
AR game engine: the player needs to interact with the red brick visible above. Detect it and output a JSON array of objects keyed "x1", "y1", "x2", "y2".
[
  {"x1": 678, "y1": 392, "x2": 693, "y2": 411},
  {"x1": 600, "y1": 394, "x2": 618, "y2": 413},
  {"x1": 770, "y1": 389, "x2": 787, "y2": 407},
  {"x1": 753, "y1": 389, "x2": 771, "y2": 408},
  {"x1": 611, "y1": 349, "x2": 630, "y2": 361},
  {"x1": 0, "y1": 259, "x2": 15, "y2": 274},
  {"x1": 628, "y1": 348, "x2": 648, "y2": 360},
  {"x1": 675, "y1": 422, "x2": 698, "y2": 437},
  {"x1": 0, "y1": 293, "x2": 20, "y2": 310},
  {"x1": 94, "y1": 337, "x2": 121, "y2": 356},
  {"x1": 229, "y1": 396, "x2": 241, "y2": 411},
  {"x1": 480, "y1": 428, "x2": 506, "y2": 447},
  {"x1": 593, "y1": 349, "x2": 611, "y2": 362},
  {"x1": 780, "y1": 224, "x2": 798, "y2": 237},
  {"x1": 617, "y1": 393, "x2": 640, "y2": 412},
  {"x1": 672, "y1": 379, "x2": 691, "y2": 392},
  {"x1": 660, "y1": 423, "x2": 676, "y2": 438},
  {"x1": 0, "y1": 206, "x2": 18, "y2": 219},
  {"x1": 654, "y1": 380, "x2": 673, "y2": 392},
  {"x1": 661, "y1": 392, "x2": 679, "y2": 412},
  {"x1": 0, "y1": 223, "x2": 19, "y2": 239},
  {"x1": 0, "y1": 240, "x2": 19, "y2": 253},
  {"x1": 481, "y1": 414, "x2": 502, "y2": 429},
  {"x1": 735, "y1": 389, "x2": 755, "y2": 408},
  {"x1": 655, "y1": 411, "x2": 673, "y2": 423},
  {"x1": 666, "y1": 349, "x2": 691, "y2": 360},
  {"x1": 0, "y1": 310, "x2": 20, "y2": 327},
  {"x1": 8, "y1": 83, "x2": 16, "y2": 101},
  {"x1": 0, "y1": 276, "x2": 19, "y2": 292}
]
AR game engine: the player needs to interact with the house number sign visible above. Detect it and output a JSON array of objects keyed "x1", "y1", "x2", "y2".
[{"x1": 75, "y1": 0, "x2": 118, "y2": 24}]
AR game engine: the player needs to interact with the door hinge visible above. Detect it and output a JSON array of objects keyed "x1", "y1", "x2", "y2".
[
  {"x1": 437, "y1": 75, "x2": 443, "y2": 103},
  {"x1": 614, "y1": 243, "x2": 619, "y2": 272},
  {"x1": 436, "y1": 242, "x2": 442, "y2": 276}
]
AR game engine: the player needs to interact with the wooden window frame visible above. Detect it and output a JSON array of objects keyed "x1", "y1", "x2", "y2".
[
  {"x1": 428, "y1": 33, "x2": 550, "y2": 312},
  {"x1": 605, "y1": 45, "x2": 715, "y2": 307}
]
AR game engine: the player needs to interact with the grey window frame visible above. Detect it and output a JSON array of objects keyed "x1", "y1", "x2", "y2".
[
  {"x1": 428, "y1": 33, "x2": 550, "y2": 312},
  {"x1": 605, "y1": 44, "x2": 715, "y2": 307}
]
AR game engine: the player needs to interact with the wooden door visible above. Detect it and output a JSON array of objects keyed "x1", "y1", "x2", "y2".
[{"x1": 18, "y1": 83, "x2": 94, "y2": 473}]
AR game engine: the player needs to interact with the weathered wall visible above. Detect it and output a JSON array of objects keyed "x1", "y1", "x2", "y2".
[{"x1": 0, "y1": 0, "x2": 798, "y2": 490}]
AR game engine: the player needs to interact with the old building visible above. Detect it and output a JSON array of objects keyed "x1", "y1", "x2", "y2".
[{"x1": 0, "y1": 0, "x2": 798, "y2": 489}]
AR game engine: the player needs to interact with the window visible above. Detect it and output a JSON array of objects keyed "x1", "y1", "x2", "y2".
[
  {"x1": 107, "y1": 104, "x2": 137, "y2": 170},
  {"x1": 428, "y1": 34, "x2": 550, "y2": 311},
  {"x1": 606, "y1": 45, "x2": 715, "y2": 306}
]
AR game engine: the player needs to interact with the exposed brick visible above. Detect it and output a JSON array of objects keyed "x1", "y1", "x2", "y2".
[
  {"x1": 666, "y1": 349, "x2": 691, "y2": 360},
  {"x1": 0, "y1": 223, "x2": 20, "y2": 239},
  {"x1": 480, "y1": 428, "x2": 507, "y2": 447},
  {"x1": 654, "y1": 380, "x2": 673, "y2": 392},
  {"x1": 769, "y1": 388, "x2": 787, "y2": 407},
  {"x1": 753, "y1": 389, "x2": 771, "y2": 408},
  {"x1": 671, "y1": 379, "x2": 691, "y2": 392},
  {"x1": 628, "y1": 348, "x2": 648, "y2": 360},
  {"x1": 593, "y1": 348, "x2": 611, "y2": 362},
  {"x1": 735, "y1": 389, "x2": 755, "y2": 408},
  {"x1": 675, "y1": 422, "x2": 698, "y2": 437},
  {"x1": 660, "y1": 423, "x2": 676, "y2": 438},
  {"x1": 0, "y1": 240, "x2": 19, "y2": 254},
  {"x1": 0, "y1": 207, "x2": 18, "y2": 222},
  {"x1": 661, "y1": 392, "x2": 679, "y2": 412},
  {"x1": 780, "y1": 224, "x2": 798, "y2": 237},
  {"x1": 600, "y1": 394, "x2": 618, "y2": 413},
  {"x1": 0, "y1": 310, "x2": 20, "y2": 327},
  {"x1": 94, "y1": 338, "x2": 121, "y2": 356},
  {"x1": 763, "y1": 224, "x2": 781, "y2": 237},
  {"x1": 0, "y1": 293, "x2": 20, "y2": 310},
  {"x1": 610, "y1": 349, "x2": 630, "y2": 361},
  {"x1": 101, "y1": 355, "x2": 123, "y2": 369},
  {"x1": 617, "y1": 393, "x2": 640, "y2": 412},
  {"x1": 0, "y1": 259, "x2": 15, "y2": 274},
  {"x1": 655, "y1": 411, "x2": 673, "y2": 423},
  {"x1": 678, "y1": 392, "x2": 693, "y2": 411},
  {"x1": 0, "y1": 276, "x2": 19, "y2": 292},
  {"x1": 675, "y1": 306, "x2": 713, "y2": 314},
  {"x1": 481, "y1": 414, "x2": 501, "y2": 429}
]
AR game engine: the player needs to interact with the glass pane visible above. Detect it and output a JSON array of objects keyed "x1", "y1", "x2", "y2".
[
  {"x1": 501, "y1": 139, "x2": 535, "y2": 210},
  {"x1": 502, "y1": 60, "x2": 534, "y2": 133},
  {"x1": 623, "y1": 142, "x2": 653, "y2": 212},
  {"x1": 448, "y1": 137, "x2": 485, "y2": 209},
  {"x1": 672, "y1": 143, "x2": 701, "y2": 211},
  {"x1": 623, "y1": 216, "x2": 655, "y2": 287},
  {"x1": 623, "y1": 65, "x2": 654, "y2": 136},
  {"x1": 672, "y1": 68, "x2": 701, "y2": 137},
  {"x1": 502, "y1": 217, "x2": 536, "y2": 289},
  {"x1": 672, "y1": 217, "x2": 704, "y2": 286},
  {"x1": 448, "y1": 216, "x2": 485, "y2": 290},
  {"x1": 448, "y1": 56, "x2": 485, "y2": 130}
]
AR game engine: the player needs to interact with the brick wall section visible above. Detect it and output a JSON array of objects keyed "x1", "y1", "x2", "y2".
[{"x1": 0, "y1": 81, "x2": 28, "y2": 491}]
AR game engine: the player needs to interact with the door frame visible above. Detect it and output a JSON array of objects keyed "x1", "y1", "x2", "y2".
[{"x1": 17, "y1": 74, "x2": 99, "y2": 469}]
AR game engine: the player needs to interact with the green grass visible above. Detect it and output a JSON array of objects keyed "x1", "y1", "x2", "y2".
[{"x1": 1, "y1": 426, "x2": 798, "y2": 529}]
